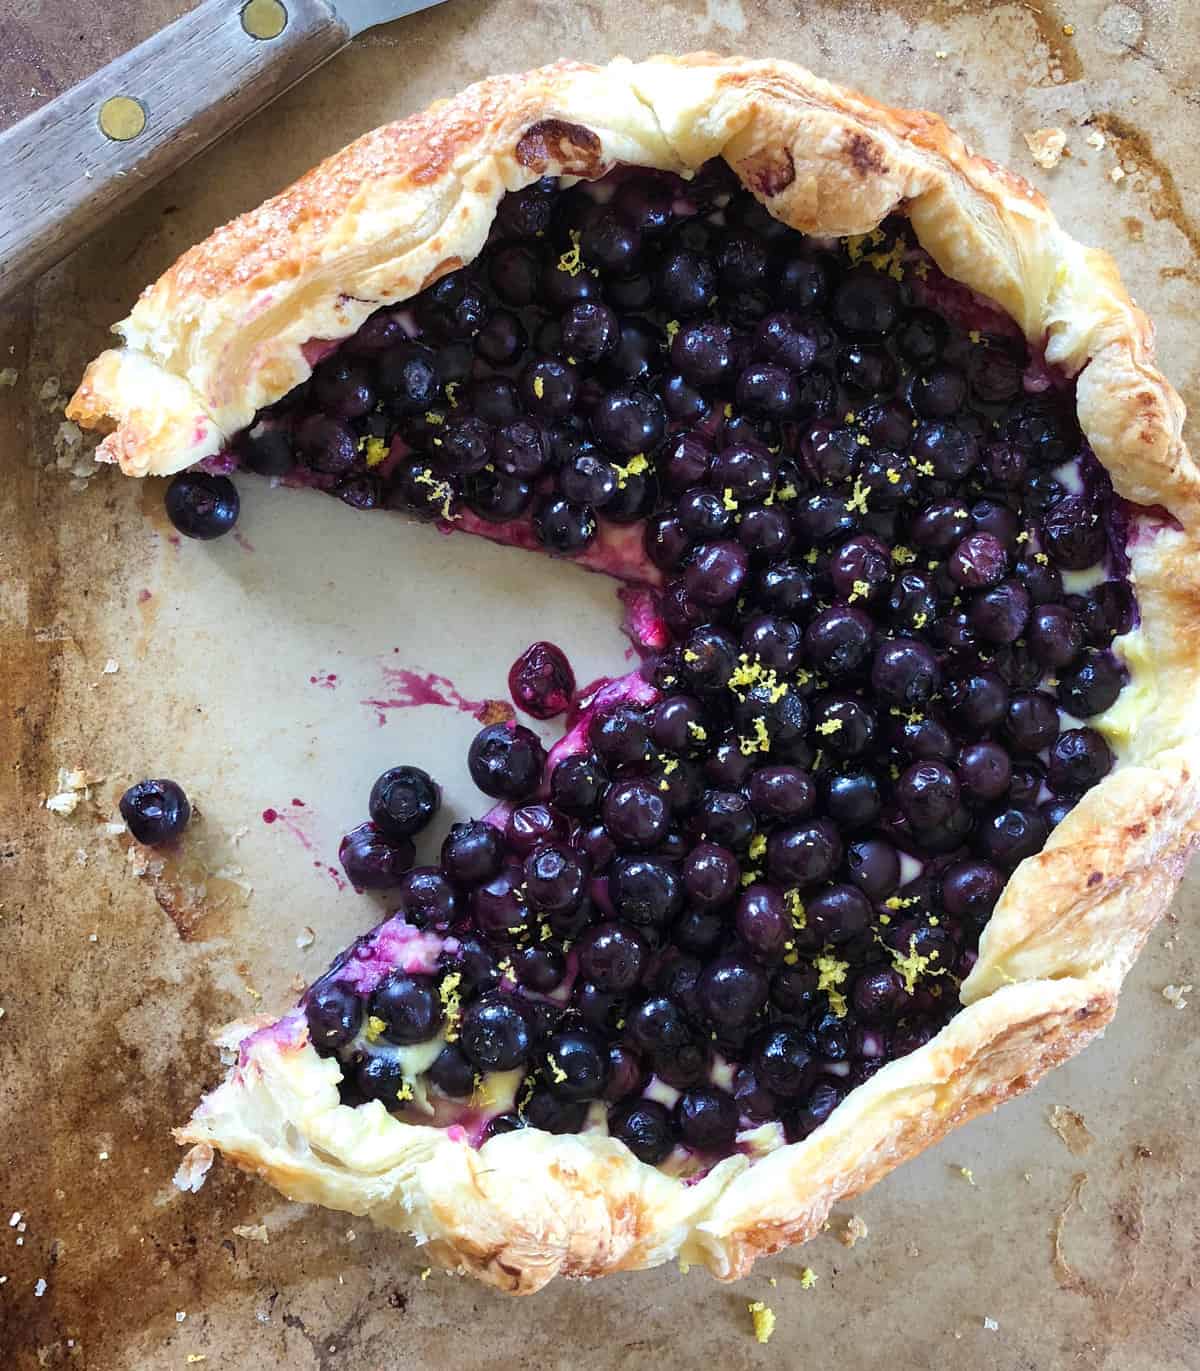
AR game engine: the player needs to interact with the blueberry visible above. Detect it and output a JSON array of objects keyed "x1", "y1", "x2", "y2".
[
  {"x1": 581, "y1": 210, "x2": 642, "y2": 274},
  {"x1": 468, "y1": 468, "x2": 532, "y2": 522},
  {"x1": 1057, "y1": 653, "x2": 1123, "y2": 717},
  {"x1": 304, "y1": 980, "x2": 362, "y2": 1055},
  {"x1": 657, "y1": 250, "x2": 717, "y2": 317},
  {"x1": 845, "y1": 837, "x2": 900, "y2": 900},
  {"x1": 428, "y1": 1043, "x2": 476, "y2": 1098},
  {"x1": 767, "y1": 819, "x2": 842, "y2": 888},
  {"x1": 588, "y1": 705, "x2": 653, "y2": 770},
  {"x1": 897, "y1": 761, "x2": 961, "y2": 828},
  {"x1": 396, "y1": 866, "x2": 459, "y2": 928},
  {"x1": 735, "y1": 363, "x2": 798, "y2": 418},
  {"x1": 940, "y1": 859, "x2": 1005, "y2": 919},
  {"x1": 440, "y1": 819, "x2": 502, "y2": 886},
  {"x1": 871, "y1": 639, "x2": 941, "y2": 706},
  {"x1": 1047, "y1": 727, "x2": 1113, "y2": 794},
  {"x1": 1042, "y1": 496, "x2": 1107, "y2": 570},
  {"x1": 979, "y1": 806, "x2": 1050, "y2": 869},
  {"x1": 609, "y1": 1098, "x2": 675, "y2": 1163},
  {"x1": 591, "y1": 387, "x2": 665, "y2": 456},
  {"x1": 957, "y1": 742, "x2": 1012, "y2": 802},
  {"x1": 508, "y1": 640, "x2": 574, "y2": 720},
  {"x1": 294, "y1": 413, "x2": 357, "y2": 475},
  {"x1": 468, "y1": 723, "x2": 546, "y2": 800},
  {"x1": 698, "y1": 955, "x2": 769, "y2": 1028},
  {"x1": 609, "y1": 856, "x2": 683, "y2": 927},
  {"x1": 165, "y1": 473, "x2": 239, "y2": 539},
  {"x1": 671, "y1": 321, "x2": 735, "y2": 387},
  {"x1": 824, "y1": 770, "x2": 882, "y2": 831},
  {"x1": 357, "y1": 1054, "x2": 411, "y2": 1105},
  {"x1": 313, "y1": 357, "x2": 375, "y2": 419},
  {"x1": 1029, "y1": 604, "x2": 1084, "y2": 668},
  {"x1": 114, "y1": 775, "x2": 191, "y2": 853},
  {"x1": 805, "y1": 883, "x2": 872, "y2": 944},
  {"x1": 533, "y1": 496, "x2": 597, "y2": 553},
  {"x1": 850, "y1": 966, "x2": 906, "y2": 1023},
  {"x1": 804, "y1": 606, "x2": 875, "y2": 677},
  {"x1": 369, "y1": 765, "x2": 439, "y2": 839},
  {"x1": 417, "y1": 268, "x2": 490, "y2": 339},
  {"x1": 549, "y1": 754, "x2": 607, "y2": 816},
  {"x1": 541, "y1": 1028, "x2": 609, "y2": 1101},
  {"x1": 524, "y1": 843, "x2": 589, "y2": 914},
  {"x1": 460, "y1": 996, "x2": 531, "y2": 1071},
  {"x1": 489, "y1": 243, "x2": 542, "y2": 306},
  {"x1": 338, "y1": 821, "x2": 415, "y2": 889},
  {"x1": 239, "y1": 424, "x2": 295, "y2": 476},
  {"x1": 1004, "y1": 691, "x2": 1060, "y2": 752},
  {"x1": 832, "y1": 269, "x2": 901, "y2": 335},
  {"x1": 369, "y1": 971, "x2": 441, "y2": 1044},
  {"x1": 675, "y1": 1087, "x2": 739, "y2": 1150},
  {"x1": 602, "y1": 779, "x2": 670, "y2": 851}
]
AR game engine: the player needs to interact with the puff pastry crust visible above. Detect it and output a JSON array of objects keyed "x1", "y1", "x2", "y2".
[{"x1": 66, "y1": 54, "x2": 1200, "y2": 1292}]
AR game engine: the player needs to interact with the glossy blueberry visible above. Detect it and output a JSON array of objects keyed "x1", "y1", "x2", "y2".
[
  {"x1": 369, "y1": 765, "x2": 440, "y2": 839},
  {"x1": 767, "y1": 818, "x2": 843, "y2": 888},
  {"x1": 428, "y1": 1044, "x2": 475, "y2": 1098},
  {"x1": 871, "y1": 638, "x2": 941, "y2": 706},
  {"x1": 803, "y1": 606, "x2": 875, "y2": 677},
  {"x1": 824, "y1": 770, "x2": 883, "y2": 831},
  {"x1": 338, "y1": 822, "x2": 414, "y2": 889},
  {"x1": 534, "y1": 495, "x2": 597, "y2": 553},
  {"x1": 832, "y1": 269, "x2": 900, "y2": 335},
  {"x1": 1057, "y1": 653, "x2": 1124, "y2": 717},
  {"x1": 591, "y1": 387, "x2": 665, "y2": 456},
  {"x1": 675, "y1": 1088, "x2": 739, "y2": 1150},
  {"x1": 1047, "y1": 727, "x2": 1114, "y2": 794},
  {"x1": 940, "y1": 859, "x2": 1005, "y2": 920},
  {"x1": 979, "y1": 806, "x2": 1050, "y2": 870},
  {"x1": 602, "y1": 778, "x2": 670, "y2": 850},
  {"x1": 845, "y1": 837, "x2": 900, "y2": 900},
  {"x1": 165, "y1": 473, "x2": 239, "y2": 539},
  {"x1": 957, "y1": 742, "x2": 1012, "y2": 802},
  {"x1": 440, "y1": 819, "x2": 502, "y2": 886},
  {"x1": 304, "y1": 980, "x2": 362, "y2": 1055},
  {"x1": 460, "y1": 996, "x2": 531, "y2": 1071},
  {"x1": 657, "y1": 250, "x2": 717, "y2": 317},
  {"x1": 119, "y1": 778, "x2": 191, "y2": 845},
  {"x1": 609, "y1": 856, "x2": 683, "y2": 926},
  {"x1": 698, "y1": 955, "x2": 769, "y2": 1028},
  {"x1": 897, "y1": 760, "x2": 961, "y2": 829},
  {"x1": 467, "y1": 723, "x2": 546, "y2": 800},
  {"x1": 609, "y1": 1098, "x2": 675, "y2": 1163},
  {"x1": 369, "y1": 971, "x2": 441, "y2": 1044},
  {"x1": 550, "y1": 753, "x2": 608, "y2": 816},
  {"x1": 805, "y1": 883, "x2": 872, "y2": 944}
]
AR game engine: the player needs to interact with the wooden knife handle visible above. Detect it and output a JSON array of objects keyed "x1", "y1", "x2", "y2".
[{"x1": 0, "y1": 0, "x2": 350, "y2": 298}]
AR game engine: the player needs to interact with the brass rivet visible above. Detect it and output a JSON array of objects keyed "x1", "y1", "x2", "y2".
[
  {"x1": 241, "y1": 0, "x2": 288, "y2": 40},
  {"x1": 98, "y1": 95, "x2": 146, "y2": 142}
]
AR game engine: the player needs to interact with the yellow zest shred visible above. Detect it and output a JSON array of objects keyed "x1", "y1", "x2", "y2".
[
  {"x1": 361, "y1": 434, "x2": 390, "y2": 467},
  {"x1": 439, "y1": 971, "x2": 462, "y2": 1042},
  {"x1": 816, "y1": 952, "x2": 850, "y2": 1017},
  {"x1": 748, "y1": 833, "x2": 767, "y2": 861},
  {"x1": 365, "y1": 1015, "x2": 387, "y2": 1043},
  {"x1": 748, "y1": 1301, "x2": 777, "y2": 1344},
  {"x1": 557, "y1": 230, "x2": 583, "y2": 276}
]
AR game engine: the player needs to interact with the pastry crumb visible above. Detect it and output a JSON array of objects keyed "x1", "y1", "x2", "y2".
[
  {"x1": 174, "y1": 1143, "x2": 214, "y2": 1193},
  {"x1": 1109, "y1": 166, "x2": 1126, "y2": 184},
  {"x1": 176, "y1": 1311, "x2": 187, "y2": 1322},
  {"x1": 102, "y1": 658, "x2": 120, "y2": 675},
  {"x1": 837, "y1": 1215, "x2": 869, "y2": 1247},
  {"x1": 1024, "y1": 128, "x2": 1067, "y2": 170},
  {"x1": 186, "y1": 1357, "x2": 207, "y2": 1365},
  {"x1": 983, "y1": 1316, "x2": 999, "y2": 1331},
  {"x1": 232, "y1": 1223, "x2": 269, "y2": 1244},
  {"x1": 1048, "y1": 1105, "x2": 1094, "y2": 1155},
  {"x1": 0, "y1": 367, "x2": 18, "y2": 388},
  {"x1": 748, "y1": 1301, "x2": 776, "y2": 1343},
  {"x1": 34, "y1": 1278, "x2": 47, "y2": 1297},
  {"x1": 798, "y1": 1266, "x2": 818, "y2": 1288},
  {"x1": 1162, "y1": 984, "x2": 1192, "y2": 1009},
  {"x1": 420, "y1": 1267, "x2": 432, "y2": 1280},
  {"x1": 1086, "y1": 130, "x2": 1106, "y2": 150},
  {"x1": 296, "y1": 926, "x2": 315, "y2": 950},
  {"x1": 957, "y1": 1166, "x2": 976, "y2": 1185}
]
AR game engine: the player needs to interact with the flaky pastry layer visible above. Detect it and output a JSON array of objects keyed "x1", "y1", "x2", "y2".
[{"x1": 63, "y1": 54, "x2": 1200, "y2": 1291}]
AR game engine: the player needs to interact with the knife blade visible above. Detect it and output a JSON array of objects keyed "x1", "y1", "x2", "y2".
[{"x1": 0, "y1": 0, "x2": 450, "y2": 299}]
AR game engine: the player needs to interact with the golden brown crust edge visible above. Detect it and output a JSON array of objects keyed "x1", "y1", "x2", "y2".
[{"x1": 67, "y1": 52, "x2": 1195, "y2": 1290}]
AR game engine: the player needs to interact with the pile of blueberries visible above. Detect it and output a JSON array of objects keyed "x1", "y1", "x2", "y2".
[{"x1": 175, "y1": 163, "x2": 1136, "y2": 1165}]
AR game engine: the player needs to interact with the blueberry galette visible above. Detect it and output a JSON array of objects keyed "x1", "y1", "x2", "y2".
[{"x1": 69, "y1": 56, "x2": 1200, "y2": 1294}]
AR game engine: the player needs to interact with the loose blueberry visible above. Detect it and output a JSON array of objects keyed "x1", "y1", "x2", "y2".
[
  {"x1": 165, "y1": 473, "x2": 239, "y2": 540},
  {"x1": 120, "y1": 778, "x2": 191, "y2": 845}
]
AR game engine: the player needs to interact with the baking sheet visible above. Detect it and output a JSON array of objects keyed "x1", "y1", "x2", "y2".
[{"x1": 3, "y1": 1, "x2": 1200, "y2": 1367}]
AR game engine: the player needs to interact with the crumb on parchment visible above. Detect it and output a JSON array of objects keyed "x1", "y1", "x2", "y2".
[
  {"x1": 1162, "y1": 984, "x2": 1192, "y2": 1009},
  {"x1": 1024, "y1": 128, "x2": 1067, "y2": 170}
]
